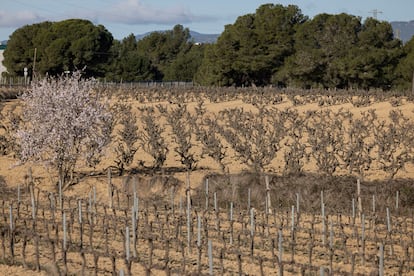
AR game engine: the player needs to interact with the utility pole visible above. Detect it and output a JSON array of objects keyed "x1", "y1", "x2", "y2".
[
  {"x1": 32, "y1": 48, "x2": 37, "y2": 79},
  {"x1": 369, "y1": 9, "x2": 383, "y2": 19}
]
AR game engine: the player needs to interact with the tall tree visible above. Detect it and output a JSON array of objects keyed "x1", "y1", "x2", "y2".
[
  {"x1": 395, "y1": 36, "x2": 414, "y2": 90},
  {"x1": 166, "y1": 43, "x2": 206, "y2": 81},
  {"x1": 279, "y1": 14, "x2": 402, "y2": 89},
  {"x1": 137, "y1": 24, "x2": 191, "y2": 80},
  {"x1": 353, "y1": 18, "x2": 402, "y2": 89},
  {"x1": 3, "y1": 22, "x2": 52, "y2": 77},
  {"x1": 197, "y1": 4, "x2": 306, "y2": 86},
  {"x1": 4, "y1": 19, "x2": 113, "y2": 77},
  {"x1": 278, "y1": 13, "x2": 361, "y2": 88},
  {"x1": 105, "y1": 34, "x2": 156, "y2": 82}
]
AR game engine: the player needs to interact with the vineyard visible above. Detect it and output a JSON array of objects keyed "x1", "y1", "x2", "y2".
[{"x1": 1, "y1": 86, "x2": 414, "y2": 275}]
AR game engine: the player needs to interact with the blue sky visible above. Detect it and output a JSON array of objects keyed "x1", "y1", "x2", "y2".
[{"x1": 1, "y1": 0, "x2": 414, "y2": 41}]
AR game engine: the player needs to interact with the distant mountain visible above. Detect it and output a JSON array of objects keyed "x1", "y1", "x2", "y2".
[
  {"x1": 189, "y1": 31, "x2": 219, "y2": 44},
  {"x1": 391, "y1": 21, "x2": 414, "y2": 43},
  {"x1": 135, "y1": 30, "x2": 219, "y2": 44},
  {"x1": 0, "y1": 40, "x2": 7, "y2": 45}
]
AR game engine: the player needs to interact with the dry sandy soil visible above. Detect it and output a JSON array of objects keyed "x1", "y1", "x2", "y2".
[{"x1": 1, "y1": 92, "x2": 414, "y2": 275}]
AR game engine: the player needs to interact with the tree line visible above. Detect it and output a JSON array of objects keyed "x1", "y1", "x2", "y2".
[{"x1": 3, "y1": 4, "x2": 414, "y2": 90}]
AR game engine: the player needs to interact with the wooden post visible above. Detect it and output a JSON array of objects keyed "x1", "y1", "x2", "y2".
[
  {"x1": 296, "y1": 193, "x2": 300, "y2": 215},
  {"x1": 357, "y1": 179, "x2": 362, "y2": 218},
  {"x1": 108, "y1": 168, "x2": 113, "y2": 208},
  {"x1": 208, "y1": 240, "x2": 213, "y2": 275},
  {"x1": 205, "y1": 178, "x2": 209, "y2": 210},
  {"x1": 265, "y1": 175, "x2": 272, "y2": 214},
  {"x1": 379, "y1": 243, "x2": 384, "y2": 276},
  {"x1": 322, "y1": 203, "x2": 326, "y2": 247},
  {"x1": 132, "y1": 206, "x2": 137, "y2": 258},
  {"x1": 396, "y1": 191, "x2": 399, "y2": 210},
  {"x1": 361, "y1": 214, "x2": 365, "y2": 265},
  {"x1": 30, "y1": 186, "x2": 36, "y2": 219},
  {"x1": 278, "y1": 230, "x2": 283, "y2": 264},
  {"x1": 63, "y1": 212, "x2": 67, "y2": 251},
  {"x1": 386, "y1": 208, "x2": 391, "y2": 233},
  {"x1": 9, "y1": 205, "x2": 13, "y2": 232},
  {"x1": 78, "y1": 200, "x2": 82, "y2": 224},
  {"x1": 197, "y1": 214, "x2": 201, "y2": 248},
  {"x1": 58, "y1": 178, "x2": 62, "y2": 210},
  {"x1": 248, "y1": 188, "x2": 251, "y2": 211},
  {"x1": 186, "y1": 172, "x2": 192, "y2": 254},
  {"x1": 214, "y1": 192, "x2": 217, "y2": 212},
  {"x1": 125, "y1": 226, "x2": 130, "y2": 262},
  {"x1": 372, "y1": 194, "x2": 376, "y2": 213}
]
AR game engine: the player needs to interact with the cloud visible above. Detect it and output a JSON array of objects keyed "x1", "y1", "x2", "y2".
[
  {"x1": 0, "y1": 10, "x2": 44, "y2": 28},
  {"x1": 0, "y1": 0, "x2": 217, "y2": 31},
  {"x1": 100, "y1": 0, "x2": 208, "y2": 25}
]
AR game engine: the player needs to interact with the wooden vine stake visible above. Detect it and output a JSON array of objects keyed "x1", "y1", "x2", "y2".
[
  {"x1": 208, "y1": 240, "x2": 213, "y2": 275},
  {"x1": 278, "y1": 229, "x2": 283, "y2": 275},
  {"x1": 357, "y1": 179, "x2": 362, "y2": 218},
  {"x1": 107, "y1": 168, "x2": 113, "y2": 208},
  {"x1": 379, "y1": 243, "x2": 384, "y2": 276},
  {"x1": 186, "y1": 172, "x2": 192, "y2": 254},
  {"x1": 265, "y1": 175, "x2": 272, "y2": 214},
  {"x1": 8, "y1": 205, "x2": 14, "y2": 264},
  {"x1": 131, "y1": 205, "x2": 137, "y2": 258},
  {"x1": 361, "y1": 214, "x2": 366, "y2": 265},
  {"x1": 205, "y1": 178, "x2": 209, "y2": 210},
  {"x1": 197, "y1": 214, "x2": 202, "y2": 274}
]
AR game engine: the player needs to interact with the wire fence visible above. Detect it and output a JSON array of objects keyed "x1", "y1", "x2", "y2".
[{"x1": 0, "y1": 76, "x2": 194, "y2": 88}]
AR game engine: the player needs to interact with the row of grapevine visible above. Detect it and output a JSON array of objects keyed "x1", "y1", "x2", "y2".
[
  {"x1": 112, "y1": 101, "x2": 414, "y2": 180},
  {"x1": 0, "y1": 172, "x2": 413, "y2": 275}
]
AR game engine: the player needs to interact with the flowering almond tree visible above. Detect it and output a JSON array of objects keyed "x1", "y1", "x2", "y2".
[{"x1": 17, "y1": 71, "x2": 112, "y2": 190}]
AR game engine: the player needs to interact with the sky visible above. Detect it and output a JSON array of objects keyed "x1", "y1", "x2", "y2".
[{"x1": 1, "y1": 0, "x2": 414, "y2": 41}]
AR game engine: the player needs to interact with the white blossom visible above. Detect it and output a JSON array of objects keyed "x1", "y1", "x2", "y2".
[{"x1": 17, "y1": 71, "x2": 112, "y2": 189}]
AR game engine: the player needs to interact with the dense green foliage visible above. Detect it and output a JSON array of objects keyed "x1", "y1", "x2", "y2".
[
  {"x1": 105, "y1": 34, "x2": 157, "y2": 82},
  {"x1": 197, "y1": 5, "x2": 406, "y2": 89},
  {"x1": 395, "y1": 36, "x2": 414, "y2": 89},
  {"x1": 135, "y1": 24, "x2": 205, "y2": 81},
  {"x1": 3, "y1": 4, "x2": 414, "y2": 89},
  {"x1": 4, "y1": 19, "x2": 113, "y2": 77},
  {"x1": 196, "y1": 4, "x2": 307, "y2": 86},
  {"x1": 276, "y1": 15, "x2": 403, "y2": 89}
]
